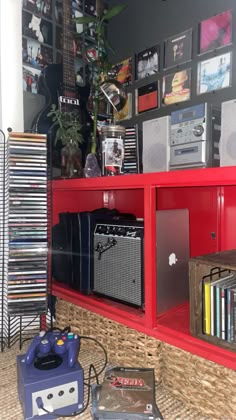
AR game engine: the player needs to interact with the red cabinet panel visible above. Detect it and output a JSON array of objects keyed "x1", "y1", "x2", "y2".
[
  {"x1": 157, "y1": 186, "x2": 220, "y2": 257},
  {"x1": 220, "y1": 186, "x2": 236, "y2": 251}
]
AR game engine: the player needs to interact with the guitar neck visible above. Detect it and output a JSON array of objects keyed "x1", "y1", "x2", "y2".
[{"x1": 62, "y1": 0, "x2": 76, "y2": 96}]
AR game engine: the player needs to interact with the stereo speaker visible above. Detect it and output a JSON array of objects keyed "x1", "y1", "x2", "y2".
[
  {"x1": 142, "y1": 115, "x2": 170, "y2": 173},
  {"x1": 220, "y1": 99, "x2": 236, "y2": 167}
]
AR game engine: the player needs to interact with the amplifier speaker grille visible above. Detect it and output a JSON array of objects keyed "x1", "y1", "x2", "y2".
[{"x1": 93, "y1": 235, "x2": 143, "y2": 307}]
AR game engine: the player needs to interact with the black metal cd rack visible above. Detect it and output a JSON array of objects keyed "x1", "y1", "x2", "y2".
[{"x1": 0, "y1": 130, "x2": 49, "y2": 351}]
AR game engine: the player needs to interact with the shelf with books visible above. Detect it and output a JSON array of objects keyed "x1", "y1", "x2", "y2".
[{"x1": 52, "y1": 166, "x2": 236, "y2": 371}]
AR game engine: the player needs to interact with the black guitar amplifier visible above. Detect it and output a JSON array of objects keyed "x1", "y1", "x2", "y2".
[{"x1": 93, "y1": 221, "x2": 144, "y2": 307}]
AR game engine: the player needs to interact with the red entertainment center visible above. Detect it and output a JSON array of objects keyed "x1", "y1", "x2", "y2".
[{"x1": 51, "y1": 166, "x2": 236, "y2": 371}]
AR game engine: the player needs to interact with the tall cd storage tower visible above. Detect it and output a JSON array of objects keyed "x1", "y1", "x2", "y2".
[
  {"x1": 0, "y1": 131, "x2": 48, "y2": 350},
  {"x1": 0, "y1": 130, "x2": 9, "y2": 350}
]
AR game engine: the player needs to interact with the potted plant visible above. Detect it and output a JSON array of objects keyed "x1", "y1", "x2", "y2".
[
  {"x1": 74, "y1": 2, "x2": 127, "y2": 177},
  {"x1": 47, "y1": 104, "x2": 84, "y2": 178}
]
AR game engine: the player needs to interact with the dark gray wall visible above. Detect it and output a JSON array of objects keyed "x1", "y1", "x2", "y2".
[{"x1": 108, "y1": 0, "x2": 236, "y2": 125}]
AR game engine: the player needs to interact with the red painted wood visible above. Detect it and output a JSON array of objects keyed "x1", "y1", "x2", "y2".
[
  {"x1": 52, "y1": 167, "x2": 236, "y2": 371},
  {"x1": 220, "y1": 186, "x2": 236, "y2": 251},
  {"x1": 53, "y1": 166, "x2": 236, "y2": 191},
  {"x1": 157, "y1": 186, "x2": 220, "y2": 256}
]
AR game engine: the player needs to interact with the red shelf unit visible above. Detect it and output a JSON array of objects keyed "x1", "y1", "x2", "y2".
[{"x1": 52, "y1": 166, "x2": 236, "y2": 371}]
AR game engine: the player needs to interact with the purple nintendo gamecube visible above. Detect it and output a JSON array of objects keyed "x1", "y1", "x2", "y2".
[{"x1": 17, "y1": 330, "x2": 84, "y2": 420}]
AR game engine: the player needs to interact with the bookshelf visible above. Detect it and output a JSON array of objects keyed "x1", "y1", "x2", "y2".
[{"x1": 51, "y1": 166, "x2": 236, "y2": 370}]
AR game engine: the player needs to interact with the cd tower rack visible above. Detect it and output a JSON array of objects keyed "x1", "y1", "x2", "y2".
[{"x1": 0, "y1": 130, "x2": 49, "y2": 351}]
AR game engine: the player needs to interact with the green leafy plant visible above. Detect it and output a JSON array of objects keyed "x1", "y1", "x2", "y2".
[
  {"x1": 74, "y1": 2, "x2": 127, "y2": 154},
  {"x1": 47, "y1": 104, "x2": 83, "y2": 148}
]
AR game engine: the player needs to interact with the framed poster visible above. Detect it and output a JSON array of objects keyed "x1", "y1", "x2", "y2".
[
  {"x1": 197, "y1": 52, "x2": 232, "y2": 94},
  {"x1": 162, "y1": 68, "x2": 191, "y2": 106},
  {"x1": 22, "y1": 0, "x2": 52, "y2": 19},
  {"x1": 136, "y1": 81, "x2": 159, "y2": 114},
  {"x1": 164, "y1": 29, "x2": 192, "y2": 69},
  {"x1": 135, "y1": 45, "x2": 160, "y2": 80},
  {"x1": 23, "y1": 65, "x2": 42, "y2": 95},
  {"x1": 199, "y1": 10, "x2": 232, "y2": 54},
  {"x1": 111, "y1": 57, "x2": 132, "y2": 86}
]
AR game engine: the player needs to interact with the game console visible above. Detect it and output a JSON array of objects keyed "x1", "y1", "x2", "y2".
[
  {"x1": 17, "y1": 330, "x2": 83, "y2": 420},
  {"x1": 25, "y1": 330, "x2": 80, "y2": 368}
]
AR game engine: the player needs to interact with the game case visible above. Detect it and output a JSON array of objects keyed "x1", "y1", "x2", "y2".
[{"x1": 91, "y1": 366, "x2": 163, "y2": 419}]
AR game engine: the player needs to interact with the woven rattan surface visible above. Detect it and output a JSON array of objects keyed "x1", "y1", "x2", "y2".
[{"x1": 0, "y1": 335, "x2": 208, "y2": 420}]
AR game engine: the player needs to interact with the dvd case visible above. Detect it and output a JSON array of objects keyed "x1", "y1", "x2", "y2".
[{"x1": 91, "y1": 366, "x2": 163, "y2": 420}]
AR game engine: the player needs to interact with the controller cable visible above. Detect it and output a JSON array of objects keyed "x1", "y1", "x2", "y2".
[{"x1": 35, "y1": 326, "x2": 108, "y2": 418}]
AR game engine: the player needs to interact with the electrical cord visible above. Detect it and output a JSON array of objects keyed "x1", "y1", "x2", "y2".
[{"x1": 35, "y1": 326, "x2": 108, "y2": 418}]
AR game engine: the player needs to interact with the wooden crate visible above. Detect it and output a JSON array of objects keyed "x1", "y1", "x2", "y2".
[{"x1": 189, "y1": 249, "x2": 236, "y2": 352}]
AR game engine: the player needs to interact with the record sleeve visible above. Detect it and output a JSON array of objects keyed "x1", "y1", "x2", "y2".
[
  {"x1": 164, "y1": 29, "x2": 192, "y2": 69},
  {"x1": 136, "y1": 82, "x2": 159, "y2": 114},
  {"x1": 162, "y1": 68, "x2": 191, "y2": 106},
  {"x1": 199, "y1": 10, "x2": 232, "y2": 54},
  {"x1": 92, "y1": 366, "x2": 163, "y2": 419},
  {"x1": 197, "y1": 52, "x2": 232, "y2": 94},
  {"x1": 135, "y1": 45, "x2": 160, "y2": 80}
]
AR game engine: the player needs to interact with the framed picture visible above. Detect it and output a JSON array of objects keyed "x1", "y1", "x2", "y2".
[
  {"x1": 136, "y1": 81, "x2": 159, "y2": 114},
  {"x1": 197, "y1": 52, "x2": 232, "y2": 95},
  {"x1": 199, "y1": 10, "x2": 232, "y2": 54},
  {"x1": 22, "y1": 0, "x2": 52, "y2": 19},
  {"x1": 162, "y1": 68, "x2": 191, "y2": 106},
  {"x1": 23, "y1": 65, "x2": 42, "y2": 95},
  {"x1": 114, "y1": 93, "x2": 132, "y2": 122},
  {"x1": 111, "y1": 57, "x2": 132, "y2": 86},
  {"x1": 22, "y1": 38, "x2": 53, "y2": 68},
  {"x1": 135, "y1": 45, "x2": 160, "y2": 80},
  {"x1": 164, "y1": 29, "x2": 192, "y2": 69}
]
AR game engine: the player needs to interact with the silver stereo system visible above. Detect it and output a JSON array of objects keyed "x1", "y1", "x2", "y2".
[
  {"x1": 169, "y1": 103, "x2": 221, "y2": 170},
  {"x1": 219, "y1": 99, "x2": 236, "y2": 167}
]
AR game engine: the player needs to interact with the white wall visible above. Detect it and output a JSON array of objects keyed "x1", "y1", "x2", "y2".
[{"x1": 0, "y1": 0, "x2": 24, "y2": 135}]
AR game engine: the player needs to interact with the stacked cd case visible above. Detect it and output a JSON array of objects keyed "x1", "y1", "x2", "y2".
[
  {"x1": 124, "y1": 125, "x2": 140, "y2": 174},
  {"x1": 7, "y1": 132, "x2": 48, "y2": 316},
  {"x1": 0, "y1": 129, "x2": 9, "y2": 347}
]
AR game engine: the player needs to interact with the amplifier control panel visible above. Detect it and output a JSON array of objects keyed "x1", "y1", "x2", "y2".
[{"x1": 94, "y1": 223, "x2": 144, "y2": 238}]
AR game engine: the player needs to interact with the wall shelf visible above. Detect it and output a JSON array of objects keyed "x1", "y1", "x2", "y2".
[{"x1": 52, "y1": 166, "x2": 236, "y2": 372}]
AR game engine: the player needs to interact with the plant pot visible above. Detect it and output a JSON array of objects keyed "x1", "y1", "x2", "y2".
[{"x1": 61, "y1": 144, "x2": 83, "y2": 178}]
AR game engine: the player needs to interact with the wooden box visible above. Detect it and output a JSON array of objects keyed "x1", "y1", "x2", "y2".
[{"x1": 189, "y1": 249, "x2": 236, "y2": 352}]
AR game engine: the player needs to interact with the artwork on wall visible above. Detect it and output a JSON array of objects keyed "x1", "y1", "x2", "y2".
[
  {"x1": 135, "y1": 45, "x2": 160, "y2": 81},
  {"x1": 164, "y1": 29, "x2": 192, "y2": 69},
  {"x1": 114, "y1": 93, "x2": 132, "y2": 121},
  {"x1": 162, "y1": 68, "x2": 191, "y2": 106},
  {"x1": 197, "y1": 52, "x2": 232, "y2": 94},
  {"x1": 22, "y1": 38, "x2": 53, "y2": 69},
  {"x1": 111, "y1": 57, "x2": 132, "y2": 86},
  {"x1": 199, "y1": 10, "x2": 232, "y2": 54},
  {"x1": 23, "y1": 64, "x2": 42, "y2": 94},
  {"x1": 22, "y1": 0, "x2": 52, "y2": 19},
  {"x1": 136, "y1": 81, "x2": 159, "y2": 114}
]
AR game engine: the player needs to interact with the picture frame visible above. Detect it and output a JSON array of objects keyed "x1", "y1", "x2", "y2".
[
  {"x1": 199, "y1": 10, "x2": 232, "y2": 55},
  {"x1": 162, "y1": 68, "x2": 191, "y2": 106},
  {"x1": 135, "y1": 45, "x2": 160, "y2": 81},
  {"x1": 197, "y1": 52, "x2": 232, "y2": 95},
  {"x1": 135, "y1": 81, "x2": 159, "y2": 114},
  {"x1": 111, "y1": 57, "x2": 132, "y2": 86},
  {"x1": 164, "y1": 28, "x2": 192, "y2": 69}
]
